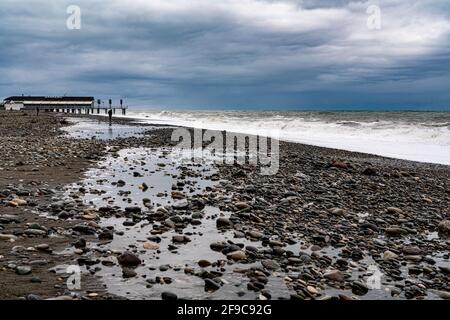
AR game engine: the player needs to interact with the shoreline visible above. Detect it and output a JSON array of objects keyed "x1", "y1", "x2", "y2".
[
  {"x1": 111, "y1": 109, "x2": 450, "y2": 164},
  {"x1": 0, "y1": 111, "x2": 449, "y2": 300},
  {"x1": 70, "y1": 112, "x2": 450, "y2": 169}
]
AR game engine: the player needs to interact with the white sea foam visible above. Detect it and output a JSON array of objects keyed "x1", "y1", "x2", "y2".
[{"x1": 115, "y1": 110, "x2": 450, "y2": 165}]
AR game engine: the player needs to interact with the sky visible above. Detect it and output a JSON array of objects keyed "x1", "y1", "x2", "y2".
[{"x1": 0, "y1": 0, "x2": 450, "y2": 110}]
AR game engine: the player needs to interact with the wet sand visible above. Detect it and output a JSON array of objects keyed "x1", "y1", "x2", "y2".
[{"x1": 0, "y1": 111, "x2": 449, "y2": 300}]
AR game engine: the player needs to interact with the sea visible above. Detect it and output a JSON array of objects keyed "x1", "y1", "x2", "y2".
[{"x1": 111, "y1": 109, "x2": 450, "y2": 165}]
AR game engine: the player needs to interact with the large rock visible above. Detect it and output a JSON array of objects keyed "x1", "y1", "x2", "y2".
[
  {"x1": 438, "y1": 220, "x2": 450, "y2": 235},
  {"x1": 404, "y1": 255, "x2": 422, "y2": 262},
  {"x1": 329, "y1": 207, "x2": 346, "y2": 216},
  {"x1": 172, "y1": 199, "x2": 189, "y2": 210},
  {"x1": 0, "y1": 215, "x2": 20, "y2": 224},
  {"x1": 198, "y1": 260, "x2": 212, "y2": 268},
  {"x1": 386, "y1": 207, "x2": 403, "y2": 214},
  {"x1": 402, "y1": 246, "x2": 422, "y2": 255},
  {"x1": 125, "y1": 206, "x2": 141, "y2": 214},
  {"x1": 171, "y1": 191, "x2": 185, "y2": 199},
  {"x1": 261, "y1": 259, "x2": 280, "y2": 271},
  {"x1": 72, "y1": 224, "x2": 97, "y2": 235},
  {"x1": 204, "y1": 278, "x2": 221, "y2": 292},
  {"x1": 247, "y1": 231, "x2": 263, "y2": 239},
  {"x1": 385, "y1": 227, "x2": 408, "y2": 236},
  {"x1": 98, "y1": 230, "x2": 114, "y2": 240},
  {"x1": 156, "y1": 207, "x2": 169, "y2": 214},
  {"x1": 161, "y1": 292, "x2": 178, "y2": 300},
  {"x1": 324, "y1": 270, "x2": 344, "y2": 282},
  {"x1": 118, "y1": 252, "x2": 141, "y2": 267},
  {"x1": 216, "y1": 217, "x2": 232, "y2": 229},
  {"x1": 36, "y1": 244, "x2": 51, "y2": 252},
  {"x1": 351, "y1": 281, "x2": 369, "y2": 295},
  {"x1": 72, "y1": 238, "x2": 86, "y2": 248},
  {"x1": 82, "y1": 208, "x2": 97, "y2": 220},
  {"x1": 24, "y1": 229, "x2": 46, "y2": 236},
  {"x1": 210, "y1": 242, "x2": 228, "y2": 252},
  {"x1": 122, "y1": 268, "x2": 137, "y2": 278},
  {"x1": 306, "y1": 286, "x2": 319, "y2": 295},
  {"x1": 330, "y1": 160, "x2": 349, "y2": 169},
  {"x1": 16, "y1": 266, "x2": 32, "y2": 275},
  {"x1": 383, "y1": 250, "x2": 398, "y2": 261},
  {"x1": 0, "y1": 234, "x2": 18, "y2": 241},
  {"x1": 116, "y1": 180, "x2": 126, "y2": 187},
  {"x1": 172, "y1": 235, "x2": 190, "y2": 243},
  {"x1": 235, "y1": 202, "x2": 250, "y2": 210},
  {"x1": 143, "y1": 241, "x2": 160, "y2": 250},
  {"x1": 432, "y1": 290, "x2": 450, "y2": 300},
  {"x1": 227, "y1": 250, "x2": 247, "y2": 261},
  {"x1": 8, "y1": 198, "x2": 27, "y2": 207}
]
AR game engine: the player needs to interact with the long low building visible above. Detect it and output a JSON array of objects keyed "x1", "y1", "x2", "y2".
[{"x1": 3, "y1": 96, "x2": 94, "y2": 111}]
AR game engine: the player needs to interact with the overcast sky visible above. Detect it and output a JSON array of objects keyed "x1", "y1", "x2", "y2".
[{"x1": 1, "y1": 0, "x2": 449, "y2": 110}]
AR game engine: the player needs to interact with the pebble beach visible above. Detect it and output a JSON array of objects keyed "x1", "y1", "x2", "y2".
[{"x1": 0, "y1": 111, "x2": 449, "y2": 300}]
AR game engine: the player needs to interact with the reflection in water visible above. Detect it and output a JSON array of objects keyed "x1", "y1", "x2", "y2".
[
  {"x1": 62, "y1": 147, "x2": 291, "y2": 299},
  {"x1": 58, "y1": 147, "x2": 449, "y2": 300},
  {"x1": 61, "y1": 117, "x2": 148, "y2": 140}
]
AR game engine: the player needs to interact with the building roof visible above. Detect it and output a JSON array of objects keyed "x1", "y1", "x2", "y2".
[{"x1": 4, "y1": 96, "x2": 94, "y2": 102}]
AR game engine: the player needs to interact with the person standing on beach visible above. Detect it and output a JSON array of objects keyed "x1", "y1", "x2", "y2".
[
  {"x1": 108, "y1": 109, "x2": 113, "y2": 126},
  {"x1": 36, "y1": 107, "x2": 39, "y2": 116}
]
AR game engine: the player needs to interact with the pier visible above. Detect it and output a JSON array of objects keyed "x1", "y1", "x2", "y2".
[
  {"x1": 46, "y1": 105, "x2": 128, "y2": 115},
  {"x1": 2, "y1": 96, "x2": 128, "y2": 115}
]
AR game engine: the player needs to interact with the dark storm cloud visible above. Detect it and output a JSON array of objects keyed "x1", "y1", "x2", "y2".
[{"x1": 0, "y1": 0, "x2": 449, "y2": 109}]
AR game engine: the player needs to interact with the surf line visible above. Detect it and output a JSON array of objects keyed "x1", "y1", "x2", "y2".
[{"x1": 177, "y1": 304, "x2": 212, "y2": 318}]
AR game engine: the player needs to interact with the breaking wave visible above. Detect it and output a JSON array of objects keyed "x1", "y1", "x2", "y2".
[{"x1": 117, "y1": 110, "x2": 450, "y2": 165}]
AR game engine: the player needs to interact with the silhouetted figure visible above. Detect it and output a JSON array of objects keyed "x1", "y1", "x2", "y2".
[
  {"x1": 36, "y1": 107, "x2": 39, "y2": 116},
  {"x1": 108, "y1": 109, "x2": 113, "y2": 126}
]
